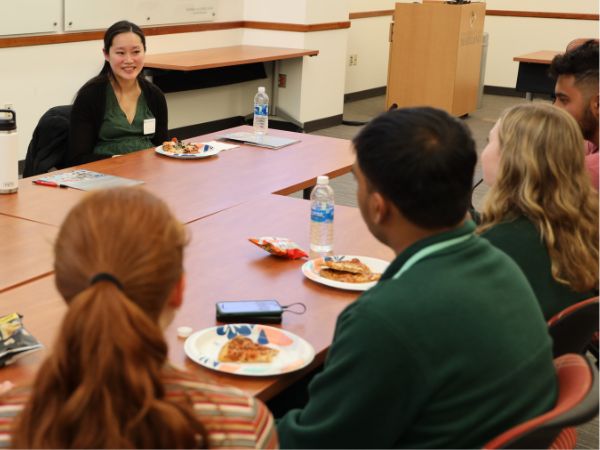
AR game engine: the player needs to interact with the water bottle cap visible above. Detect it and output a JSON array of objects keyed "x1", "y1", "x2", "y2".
[
  {"x1": 258, "y1": 87, "x2": 266, "y2": 93},
  {"x1": 316, "y1": 175, "x2": 329, "y2": 185},
  {"x1": 0, "y1": 109, "x2": 16, "y2": 132}
]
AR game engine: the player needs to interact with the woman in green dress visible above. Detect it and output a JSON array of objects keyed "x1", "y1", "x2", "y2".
[
  {"x1": 66, "y1": 21, "x2": 168, "y2": 166},
  {"x1": 478, "y1": 103, "x2": 598, "y2": 320}
]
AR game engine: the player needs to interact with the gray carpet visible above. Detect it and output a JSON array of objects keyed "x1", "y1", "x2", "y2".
[{"x1": 294, "y1": 94, "x2": 599, "y2": 449}]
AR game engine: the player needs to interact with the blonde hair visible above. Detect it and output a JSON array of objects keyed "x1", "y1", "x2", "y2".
[
  {"x1": 478, "y1": 103, "x2": 599, "y2": 292},
  {"x1": 13, "y1": 187, "x2": 208, "y2": 448}
]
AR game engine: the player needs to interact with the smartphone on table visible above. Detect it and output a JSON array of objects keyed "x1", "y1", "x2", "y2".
[{"x1": 216, "y1": 300, "x2": 283, "y2": 324}]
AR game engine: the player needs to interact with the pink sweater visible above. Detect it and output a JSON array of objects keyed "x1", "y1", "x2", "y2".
[{"x1": 585, "y1": 140, "x2": 599, "y2": 190}]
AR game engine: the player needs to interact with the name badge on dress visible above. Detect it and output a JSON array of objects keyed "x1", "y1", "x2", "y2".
[{"x1": 143, "y1": 118, "x2": 156, "y2": 135}]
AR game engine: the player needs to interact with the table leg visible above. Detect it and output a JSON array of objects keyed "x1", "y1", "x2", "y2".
[
  {"x1": 271, "y1": 60, "x2": 280, "y2": 116},
  {"x1": 303, "y1": 186, "x2": 313, "y2": 200},
  {"x1": 525, "y1": 92, "x2": 533, "y2": 101}
]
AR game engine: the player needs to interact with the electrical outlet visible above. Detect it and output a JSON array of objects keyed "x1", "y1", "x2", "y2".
[
  {"x1": 1, "y1": 103, "x2": 13, "y2": 119},
  {"x1": 353, "y1": 55, "x2": 358, "y2": 66},
  {"x1": 278, "y1": 73, "x2": 287, "y2": 88},
  {"x1": 348, "y1": 54, "x2": 358, "y2": 66}
]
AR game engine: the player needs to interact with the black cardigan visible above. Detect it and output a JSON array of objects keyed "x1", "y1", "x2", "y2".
[{"x1": 66, "y1": 76, "x2": 168, "y2": 167}]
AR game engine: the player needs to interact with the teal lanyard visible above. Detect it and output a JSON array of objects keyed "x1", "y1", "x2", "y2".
[{"x1": 392, "y1": 234, "x2": 473, "y2": 280}]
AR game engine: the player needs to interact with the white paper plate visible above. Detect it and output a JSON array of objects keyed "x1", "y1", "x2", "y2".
[
  {"x1": 155, "y1": 144, "x2": 220, "y2": 159},
  {"x1": 184, "y1": 324, "x2": 315, "y2": 377},
  {"x1": 301, "y1": 255, "x2": 389, "y2": 291}
]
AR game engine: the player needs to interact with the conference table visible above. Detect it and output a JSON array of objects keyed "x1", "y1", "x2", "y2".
[
  {"x1": 0, "y1": 215, "x2": 56, "y2": 294},
  {"x1": 0, "y1": 125, "x2": 392, "y2": 402},
  {"x1": 513, "y1": 50, "x2": 561, "y2": 100},
  {"x1": 0, "y1": 125, "x2": 353, "y2": 227},
  {"x1": 0, "y1": 194, "x2": 394, "y2": 401}
]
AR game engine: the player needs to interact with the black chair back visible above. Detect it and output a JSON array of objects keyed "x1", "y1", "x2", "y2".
[
  {"x1": 548, "y1": 298, "x2": 599, "y2": 357},
  {"x1": 23, "y1": 105, "x2": 72, "y2": 177}
]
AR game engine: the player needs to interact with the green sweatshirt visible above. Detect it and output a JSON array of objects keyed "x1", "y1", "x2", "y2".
[
  {"x1": 277, "y1": 221, "x2": 556, "y2": 449},
  {"x1": 481, "y1": 216, "x2": 594, "y2": 320}
]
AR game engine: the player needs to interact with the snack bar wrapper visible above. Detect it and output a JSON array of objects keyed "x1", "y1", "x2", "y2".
[
  {"x1": 0, "y1": 313, "x2": 43, "y2": 367},
  {"x1": 249, "y1": 237, "x2": 308, "y2": 259}
]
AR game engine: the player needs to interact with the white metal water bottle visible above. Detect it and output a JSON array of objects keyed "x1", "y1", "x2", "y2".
[
  {"x1": 253, "y1": 86, "x2": 269, "y2": 135},
  {"x1": 0, "y1": 109, "x2": 18, "y2": 194},
  {"x1": 310, "y1": 175, "x2": 334, "y2": 253}
]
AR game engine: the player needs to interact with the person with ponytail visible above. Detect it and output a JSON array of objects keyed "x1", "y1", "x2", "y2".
[
  {"x1": 478, "y1": 103, "x2": 599, "y2": 320},
  {"x1": 0, "y1": 187, "x2": 277, "y2": 449},
  {"x1": 65, "y1": 21, "x2": 168, "y2": 167}
]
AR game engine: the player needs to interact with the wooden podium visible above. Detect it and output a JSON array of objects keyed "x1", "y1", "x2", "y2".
[{"x1": 386, "y1": 2, "x2": 486, "y2": 116}]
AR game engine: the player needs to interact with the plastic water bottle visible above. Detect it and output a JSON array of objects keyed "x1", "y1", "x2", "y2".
[
  {"x1": 0, "y1": 109, "x2": 18, "y2": 194},
  {"x1": 310, "y1": 175, "x2": 334, "y2": 253},
  {"x1": 253, "y1": 87, "x2": 269, "y2": 135}
]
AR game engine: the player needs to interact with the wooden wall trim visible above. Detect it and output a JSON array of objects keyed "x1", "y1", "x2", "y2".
[
  {"x1": 349, "y1": 10, "x2": 393, "y2": 20},
  {"x1": 486, "y1": 10, "x2": 599, "y2": 21},
  {"x1": 0, "y1": 20, "x2": 350, "y2": 49},
  {"x1": 348, "y1": 9, "x2": 599, "y2": 21},
  {"x1": 0, "y1": 21, "x2": 244, "y2": 49},
  {"x1": 243, "y1": 21, "x2": 350, "y2": 32}
]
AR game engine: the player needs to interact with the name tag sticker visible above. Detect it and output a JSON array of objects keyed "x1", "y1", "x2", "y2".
[{"x1": 143, "y1": 118, "x2": 156, "y2": 135}]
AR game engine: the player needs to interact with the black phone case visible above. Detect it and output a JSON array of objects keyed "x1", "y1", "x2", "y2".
[
  {"x1": 216, "y1": 300, "x2": 283, "y2": 324},
  {"x1": 216, "y1": 313, "x2": 282, "y2": 324}
]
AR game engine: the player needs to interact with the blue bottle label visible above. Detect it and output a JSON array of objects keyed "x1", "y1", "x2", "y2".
[
  {"x1": 254, "y1": 104, "x2": 268, "y2": 116},
  {"x1": 311, "y1": 205, "x2": 334, "y2": 223}
]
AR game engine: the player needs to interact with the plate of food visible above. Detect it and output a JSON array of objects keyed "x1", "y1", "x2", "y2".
[
  {"x1": 184, "y1": 324, "x2": 315, "y2": 376},
  {"x1": 301, "y1": 255, "x2": 389, "y2": 291},
  {"x1": 155, "y1": 138, "x2": 220, "y2": 159}
]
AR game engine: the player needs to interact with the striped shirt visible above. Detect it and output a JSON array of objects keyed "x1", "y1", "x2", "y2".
[{"x1": 0, "y1": 365, "x2": 278, "y2": 449}]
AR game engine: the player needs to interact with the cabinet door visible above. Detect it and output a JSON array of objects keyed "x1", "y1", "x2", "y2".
[{"x1": 386, "y1": 3, "x2": 461, "y2": 113}]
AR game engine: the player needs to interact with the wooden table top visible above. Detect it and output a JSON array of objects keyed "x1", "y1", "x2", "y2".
[
  {"x1": 0, "y1": 215, "x2": 57, "y2": 294},
  {"x1": 1, "y1": 195, "x2": 394, "y2": 400},
  {"x1": 513, "y1": 50, "x2": 561, "y2": 64},
  {"x1": 0, "y1": 126, "x2": 353, "y2": 227},
  {"x1": 144, "y1": 45, "x2": 319, "y2": 71}
]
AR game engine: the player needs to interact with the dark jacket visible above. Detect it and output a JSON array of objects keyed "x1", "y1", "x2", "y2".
[
  {"x1": 23, "y1": 105, "x2": 71, "y2": 177},
  {"x1": 66, "y1": 76, "x2": 168, "y2": 167}
]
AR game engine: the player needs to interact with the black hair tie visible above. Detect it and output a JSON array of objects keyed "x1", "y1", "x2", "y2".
[{"x1": 90, "y1": 272, "x2": 124, "y2": 291}]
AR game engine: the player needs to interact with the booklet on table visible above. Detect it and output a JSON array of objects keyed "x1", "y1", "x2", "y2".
[
  {"x1": 220, "y1": 132, "x2": 300, "y2": 150},
  {"x1": 34, "y1": 169, "x2": 144, "y2": 191}
]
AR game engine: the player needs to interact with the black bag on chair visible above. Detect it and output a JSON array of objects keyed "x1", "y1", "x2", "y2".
[{"x1": 23, "y1": 105, "x2": 72, "y2": 177}]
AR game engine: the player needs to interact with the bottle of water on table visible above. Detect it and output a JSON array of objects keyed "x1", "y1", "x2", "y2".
[
  {"x1": 310, "y1": 175, "x2": 334, "y2": 253},
  {"x1": 253, "y1": 86, "x2": 269, "y2": 135}
]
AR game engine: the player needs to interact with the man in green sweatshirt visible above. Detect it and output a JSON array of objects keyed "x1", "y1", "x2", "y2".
[{"x1": 277, "y1": 107, "x2": 557, "y2": 448}]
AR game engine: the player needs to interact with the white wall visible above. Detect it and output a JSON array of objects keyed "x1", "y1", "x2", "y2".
[
  {"x1": 485, "y1": 0, "x2": 598, "y2": 14},
  {"x1": 2, "y1": 0, "x2": 599, "y2": 159},
  {"x1": 345, "y1": 16, "x2": 392, "y2": 94},
  {"x1": 484, "y1": 0, "x2": 598, "y2": 88},
  {"x1": 243, "y1": 0, "x2": 349, "y2": 123},
  {"x1": 1, "y1": 0, "x2": 350, "y2": 160},
  {"x1": 0, "y1": 28, "x2": 248, "y2": 160},
  {"x1": 344, "y1": 0, "x2": 599, "y2": 94}
]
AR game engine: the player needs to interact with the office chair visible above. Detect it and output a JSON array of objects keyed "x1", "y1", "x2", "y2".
[
  {"x1": 23, "y1": 105, "x2": 71, "y2": 177},
  {"x1": 547, "y1": 297, "x2": 599, "y2": 358},
  {"x1": 483, "y1": 353, "x2": 599, "y2": 449}
]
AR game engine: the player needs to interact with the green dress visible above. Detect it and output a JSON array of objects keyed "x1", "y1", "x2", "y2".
[{"x1": 94, "y1": 84, "x2": 155, "y2": 157}]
